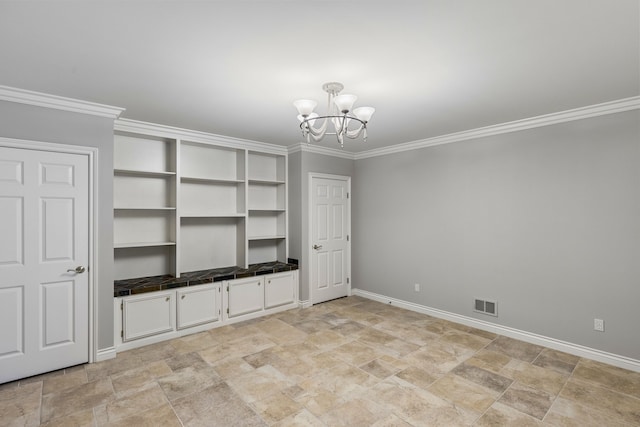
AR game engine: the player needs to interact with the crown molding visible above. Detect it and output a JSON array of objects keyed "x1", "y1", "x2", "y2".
[
  {"x1": 288, "y1": 142, "x2": 356, "y2": 160},
  {"x1": 355, "y1": 96, "x2": 640, "y2": 160},
  {"x1": 0, "y1": 85, "x2": 125, "y2": 119},
  {"x1": 115, "y1": 118, "x2": 288, "y2": 155}
]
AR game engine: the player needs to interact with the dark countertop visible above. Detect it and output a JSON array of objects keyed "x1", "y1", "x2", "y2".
[{"x1": 114, "y1": 260, "x2": 298, "y2": 297}]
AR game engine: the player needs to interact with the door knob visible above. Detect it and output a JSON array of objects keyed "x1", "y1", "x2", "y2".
[
  {"x1": 67, "y1": 266, "x2": 86, "y2": 274},
  {"x1": 313, "y1": 244, "x2": 322, "y2": 250}
]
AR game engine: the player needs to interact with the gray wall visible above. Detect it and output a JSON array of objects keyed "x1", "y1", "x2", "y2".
[
  {"x1": 0, "y1": 101, "x2": 116, "y2": 352},
  {"x1": 288, "y1": 150, "x2": 355, "y2": 302},
  {"x1": 353, "y1": 110, "x2": 640, "y2": 360},
  {"x1": 288, "y1": 151, "x2": 302, "y2": 270}
]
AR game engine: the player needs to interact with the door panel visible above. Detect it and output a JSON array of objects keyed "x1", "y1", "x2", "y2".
[
  {"x1": 41, "y1": 280, "x2": 75, "y2": 347},
  {"x1": 0, "y1": 197, "x2": 23, "y2": 265},
  {"x1": 311, "y1": 176, "x2": 350, "y2": 304},
  {"x1": 316, "y1": 252, "x2": 329, "y2": 290},
  {"x1": 332, "y1": 250, "x2": 344, "y2": 285},
  {"x1": 40, "y1": 162, "x2": 74, "y2": 186},
  {"x1": 0, "y1": 159, "x2": 23, "y2": 183},
  {"x1": 332, "y1": 204, "x2": 344, "y2": 239},
  {"x1": 317, "y1": 202, "x2": 328, "y2": 240},
  {"x1": 0, "y1": 286, "x2": 23, "y2": 357},
  {"x1": 0, "y1": 146, "x2": 89, "y2": 384},
  {"x1": 41, "y1": 198, "x2": 75, "y2": 261}
]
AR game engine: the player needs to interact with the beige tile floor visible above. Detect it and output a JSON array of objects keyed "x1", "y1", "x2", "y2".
[{"x1": 2, "y1": 296, "x2": 640, "y2": 426}]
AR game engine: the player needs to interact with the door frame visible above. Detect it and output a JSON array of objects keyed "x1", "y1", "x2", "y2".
[
  {"x1": 0, "y1": 136, "x2": 99, "y2": 363},
  {"x1": 308, "y1": 172, "x2": 351, "y2": 305}
]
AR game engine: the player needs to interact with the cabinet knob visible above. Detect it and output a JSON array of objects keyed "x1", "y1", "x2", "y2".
[
  {"x1": 181, "y1": 295, "x2": 185, "y2": 299},
  {"x1": 258, "y1": 282, "x2": 261, "y2": 286},
  {"x1": 165, "y1": 297, "x2": 170, "y2": 302}
]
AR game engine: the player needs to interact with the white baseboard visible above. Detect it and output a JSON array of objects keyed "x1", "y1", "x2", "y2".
[
  {"x1": 352, "y1": 288, "x2": 640, "y2": 373},
  {"x1": 299, "y1": 299, "x2": 312, "y2": 309},
  {"x1": 95, "y1": 346, "x2": 116, "y2": 362}
]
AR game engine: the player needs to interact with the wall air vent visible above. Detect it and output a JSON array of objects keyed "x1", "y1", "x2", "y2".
[{"x1": 474, "y1": 298, "x2": 498, "y2": 317}]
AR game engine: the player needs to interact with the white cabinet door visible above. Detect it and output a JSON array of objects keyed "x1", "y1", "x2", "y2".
[
  {"x1": 177, "y1": 284, "x2": 221, "y2": 330},
  {"x1": 123, "y1": 291, "x2": 174, "y2": 341},
  {"x1": 265, "y1": 272, "x2": 296, "y2": 309},
  {"x1": 227, "y1": 277, "x2": 264, "y2": 318},
  {"x1": 0, "y1": 146, "x2": 90, "y2": 384}
]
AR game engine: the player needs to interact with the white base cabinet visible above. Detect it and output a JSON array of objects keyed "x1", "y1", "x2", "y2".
[
  {"x1": 177, "y1": 285, "x2": 222, "y2": 330},
  {"x1": 122, "y1": 291, "x2": 175, "y2": 342},
  {"x1": 227, "y1": 277, "x2": 264, "y2": 318},
  {"x1": 265, "y1": 271, "x2": 296, "y2": 310},
  {"x1": 225, "y1": 270, "x2": 297, "y2": 320},
  {"x1": 115, "y1": 271, "x2": 297, "y2": 351},
  {"x1": 115, "y1": 282, "x2": 222, "y2": 350}
]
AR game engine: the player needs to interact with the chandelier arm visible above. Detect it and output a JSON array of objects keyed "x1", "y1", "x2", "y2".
[
  {"x1": 346, "y1": 118, "x2": 367, "y2": 139},
  {"x1": 345, "y1": 123, "x2": 366, "y2": 139},
  {"x1": 341, "y1": 113, "x2": 348, "y2": 137},
  {"x1": 299, "y1": 115, "x2": 365, "y2": 130},
  {"x1": 334, "y1": 115, "x2": 345, "y2": 140},
  {"x1": 299, "y1": 115, "x2": 366, "y2": 137},
  {"x1": 306, "y1": 117, "x2": 329, "y2": 137},
  {"x1": 308, "y1": 131, "x2": 325, "y2": 142}
]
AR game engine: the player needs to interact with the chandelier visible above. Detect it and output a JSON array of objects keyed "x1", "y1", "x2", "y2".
[{"x1": 294, "y1": 82, "x2": 375, "y2": 147}]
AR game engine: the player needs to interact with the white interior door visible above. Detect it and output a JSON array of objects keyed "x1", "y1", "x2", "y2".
[
  {"x1": 310, "y1": 175, "x2": 350, "y2": 304},
  {"x1": 0, "y1": 146, "x2": 89, "y2": 384}
]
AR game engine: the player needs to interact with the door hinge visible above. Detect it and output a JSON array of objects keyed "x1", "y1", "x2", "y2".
[
  {"x1": 347, "y1": 192, "x2": 349, "y2": 199},
  {"x1": 226, "y1": 285, "x2": 229, "y2": 292},
  {"x1": 120, "y1": 330, "x2": 123, "y2": 338},
  {"x1": 347, "y1": 277, "x2": 350, "y2": 284},
  {"x1": 120, "y1": 302, "x2": 123, "y2": 310},
  {"x1": 347, "y1": 235, "x2": 349, "y2": 242},
  {"x1": 219, "y1": 309, "x2": 221, "y2": 315},
  {"x1": 226, "y1": 308, "x2": 229, "y2": 314}
]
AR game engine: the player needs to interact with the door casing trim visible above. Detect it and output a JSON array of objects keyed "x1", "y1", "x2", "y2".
[
  {"x1": 308, "y1": 172, "x2": 352, "y2": 305},
  {"x1": 0, "y1": 136, "x2": 99, "y2": 364}
]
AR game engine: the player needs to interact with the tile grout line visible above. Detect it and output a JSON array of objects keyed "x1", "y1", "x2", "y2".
[
  {"x1": 540, "y1": 359, "x2": 575, "y2": 424},
  {"x1": 37, "y1": 380, "x2": 44, "y2": 427},
  {"x1": 465, "y1": 337, "x2": 502, "y2": 425},
  {"x1": 158, "y1": 372, "x2": 185, "y2": 427},
  {"x1": 554, "y1": 358, "x2": 640, "y2": 425}
]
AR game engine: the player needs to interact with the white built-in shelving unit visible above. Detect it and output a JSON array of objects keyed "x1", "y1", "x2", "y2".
[
  {"x1": 247, "y1": 151, "x2": 287, "y2": 265},
  {"x1": 113, "y1": 134, "x2": 178, "y2": 279},
  {"x1": 113, "y1": 123, "x2": 288, "y2": 280}
]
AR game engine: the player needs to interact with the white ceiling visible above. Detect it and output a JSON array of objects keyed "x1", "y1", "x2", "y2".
[{"x1": 1, "y1": 1, "x2": 638, "y2": 153}]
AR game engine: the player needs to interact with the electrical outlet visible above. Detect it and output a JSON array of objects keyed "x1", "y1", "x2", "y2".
[
  {"x1": 414, "y1": 283, "x2": 420, "y2": 292},
  {"x1": 594, "y1": 318, "x2": 604, "y2": 332}
]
